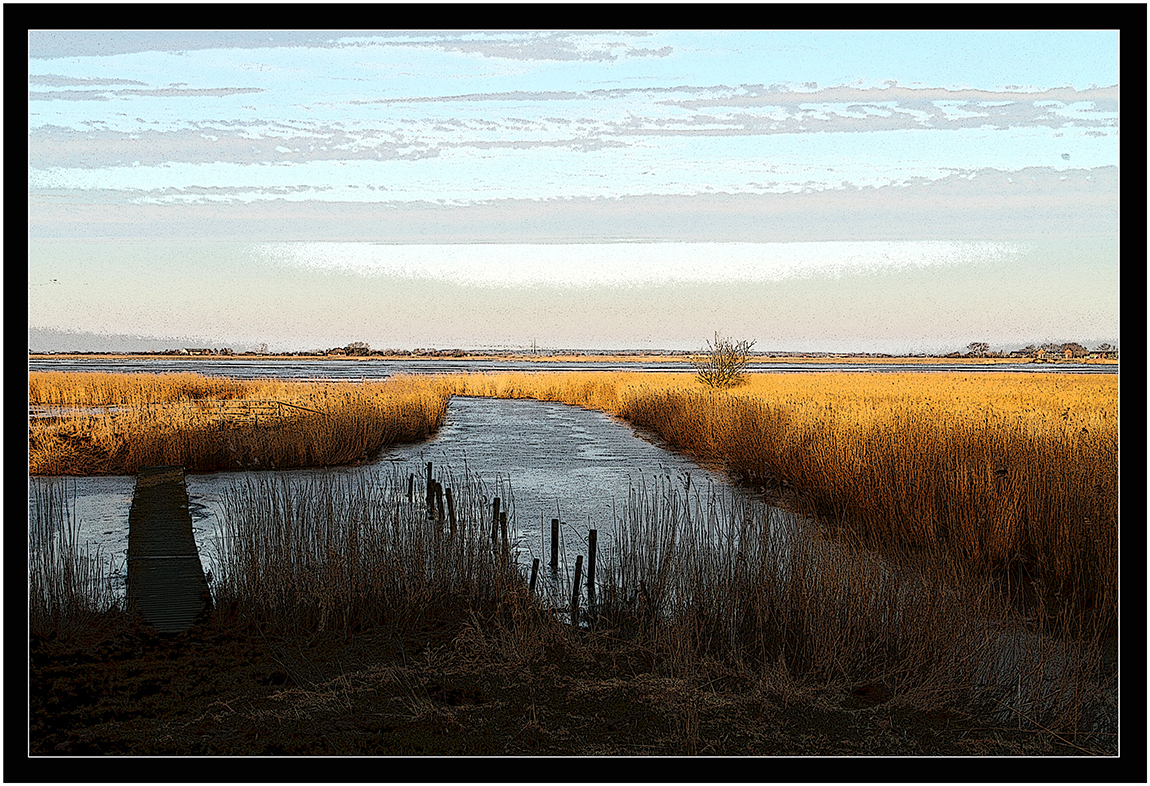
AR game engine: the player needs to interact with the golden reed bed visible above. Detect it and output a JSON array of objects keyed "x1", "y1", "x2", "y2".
[
  {"x1": 437, "y1": 370, "x2": 1118, "y2": 630},
  {"x1": 28, "y1": 371, "x2": 451, "y2": 475},
  {"x1": 29, "y1": 368, "x2": 1118, "y2": 633}
]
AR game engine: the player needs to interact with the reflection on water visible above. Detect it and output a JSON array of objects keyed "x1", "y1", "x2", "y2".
[{"x1": 29, "y1": 396, "x2": 745, "y2": 595}]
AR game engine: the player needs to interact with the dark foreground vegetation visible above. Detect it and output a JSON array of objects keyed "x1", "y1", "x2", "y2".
[{"x1": 29, "y1": 466, "x2": 1118, "y2": 760}]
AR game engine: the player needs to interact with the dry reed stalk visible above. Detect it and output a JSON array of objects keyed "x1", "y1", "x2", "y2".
[
  {"x1": 209, "y1": 465, "x2": 535, "y2": 638},
  {"x1": 29, "y1": 478, "x2": 120, "y2": 636},
  {"x1": 592, "y1": 474, "x2": 1113, "y2": 743}
]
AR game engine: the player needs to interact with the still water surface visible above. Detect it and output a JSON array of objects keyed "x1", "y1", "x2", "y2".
[
  {"x1": 32, "y1": 396, "x2": 738, "y2": 595},
  {"x1": 28, "y1": 357, "x2": 1117, "y2": 379}
]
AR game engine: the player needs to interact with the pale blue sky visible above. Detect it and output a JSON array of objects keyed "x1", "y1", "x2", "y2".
[{"x1": 27, "y1": 30, "x2": 1120, "y2": 352}]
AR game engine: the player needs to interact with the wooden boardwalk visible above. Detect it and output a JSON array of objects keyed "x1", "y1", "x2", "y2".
[{"x1": 126, "y1": 466, "x2": 212, "y2": 634}]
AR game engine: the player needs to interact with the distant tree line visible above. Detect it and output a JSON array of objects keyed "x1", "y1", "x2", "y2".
[
  {"x1": 956, "y1": 342, "x2": 1117, "y2": 359},
  {"x1": 320, "y1": 343, "x2": 468, "y2": 357}
]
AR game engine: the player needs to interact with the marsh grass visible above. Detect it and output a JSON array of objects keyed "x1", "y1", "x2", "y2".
[
  {"x1": 593, "y1": 475, "x2": 1115, "y2": 747},
  {"x1": 205, "y1": 467, "x2": 1115, "y2": 746},
  {"x1": 438, "y1": 370, "x2": 1118, "y2": 637},
  {"x1": 208, "y1": 465, "x2": 539, "y2": 641},
  {"x1": 28, "y1": 367, "x2": 1118, "y2": 635},
  {"x1": 29, "y1": 371, "x2": 451, "y2": 475},
  {"x1": 28, "y1": 459, "x2": 1115, "y2": 751},
  {"x1": 27, "y1": 366, "x2": 1117, "y2": 749},
  {"x1": 29, "y1": 478, "x2": 121, "y2": 638},
  {"x1": 30, "y1": 367, "x2": 1114, "y2": 634}
]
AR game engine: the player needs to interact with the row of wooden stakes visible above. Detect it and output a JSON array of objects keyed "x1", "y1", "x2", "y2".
[{"x1": 409, "y1": 461, "x2": 598, "y2": 627}]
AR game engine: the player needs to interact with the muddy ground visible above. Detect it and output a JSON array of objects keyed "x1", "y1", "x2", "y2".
[{"x1": 24, "y1": 607, "x2": 1124, "y2": 781}]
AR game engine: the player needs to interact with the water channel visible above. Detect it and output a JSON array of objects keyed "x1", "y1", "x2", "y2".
[{"x1": 30, "y1": 395, "x2": 741, "y2": 597}]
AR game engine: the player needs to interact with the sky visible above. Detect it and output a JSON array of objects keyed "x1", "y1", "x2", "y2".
[{"x1": 27, "y1": 29, "x2": 1120, "y2": 353}]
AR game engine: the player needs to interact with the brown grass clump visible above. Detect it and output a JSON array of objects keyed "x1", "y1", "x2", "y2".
[
  {"x1": 28, "y1": 370, "x2": 249, "y2": 407},
  {"x1": 592, "y1": 475, "x2": 1114, "y2": 747},
  {"x1": 209, "y1": 465, "x2": 538, "y2": 641},
  {"x1": 29, "y1": 372, "x2": 451, "y2": 475},
  {"x1": 29, "y1": 478, "x2": 122, "y2": 638}
]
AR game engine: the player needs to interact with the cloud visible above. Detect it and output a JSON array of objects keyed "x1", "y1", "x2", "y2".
[
  {"x1": 27, "y1": 30, "x2": 675, "y2": 63},
  {"x1": 28, "y1": 124, "x2": 439, "y2": 168},
  {"x1": 672, "y1": 83, "x2": 1120, "y2": 108},
  {"x1": 255, "y1": 240, "x2": 1027, "y2": 288},
  {"x1": 28, "y1": 79, "x2": 1116, "y2": 172},
  {"x1": 30, "y1": 73, "x2": 148, "y2": 87},
  {"x1": 336, "y1": 30, "x2": 675, "y2": 63},
  {"x1": 650, "y1": 83, "x2": 1119, "y2": 134},
  {"x1": 30, "y1": 86, "x2": 265, "y2": 101},
  {"x1": 27, "y1": 120, "x2": 638, "y2": 169},
  {"x1": 27, "y1": 167, "x2": 1119, "y2": 242},
  {"x1": 28, "y1": 30, "x2": 364, "y2": 59}
]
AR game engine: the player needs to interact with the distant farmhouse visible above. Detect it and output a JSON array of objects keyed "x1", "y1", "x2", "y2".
[{"x1": 180, "y1": 348, "x2": 233, "y2": 356}]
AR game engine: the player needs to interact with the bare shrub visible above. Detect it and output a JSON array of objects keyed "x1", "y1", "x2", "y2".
[{"x1": 691, "y1": 333, "x2": 756, "y2": 389}]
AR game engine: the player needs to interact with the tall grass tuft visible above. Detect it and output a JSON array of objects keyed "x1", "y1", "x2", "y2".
[
  {"x1": 209, "y1": 465, "x2": 538, "y2": 639},
  {"x1": 29, "y1": 478, "x2": 121, "y2": 637},
  {"x1": 594, "y1": 474, "x2": 1116, "y2": 747}
]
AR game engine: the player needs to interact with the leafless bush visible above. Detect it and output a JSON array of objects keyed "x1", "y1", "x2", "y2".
[{"x1": 691, "y1": 333, "x2": 756, "y2": 389}]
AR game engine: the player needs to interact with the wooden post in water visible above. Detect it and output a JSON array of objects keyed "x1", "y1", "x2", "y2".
[
  {"x1": 445, "y1": 487, "x2": 456, "y2": 536},
  {"x1": 426, "y1": 463, "x2": 434, "y2": 518},
  {"x1": 550, "y1": 519, "x2": 559, "y2": 569},
  {"x1": 570, "y1": 555, "x2": 584, "y2": 628},
  {"x1": 491, "y1": 498, "x2": 501, "y2": 547},
  {"x1": 407, "y1": 473, "x2": 414, "y2": 504},
  {"x1": 500, "y1": 511, "x2": 509, "y2": 555},
  {"x1": 529, "y1": 558, "x2": 540, "y2": 595},
  {"x1": 587, "y1": 529, "x2": 597, "y2": 614},
  {"x1": 435, "y1": 481, "x2": 445, "y2": 525}
]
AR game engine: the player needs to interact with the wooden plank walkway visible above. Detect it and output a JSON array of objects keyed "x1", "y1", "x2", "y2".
[{"x1": 126, "y1": 466, "x2": 212, "y2": 634}]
